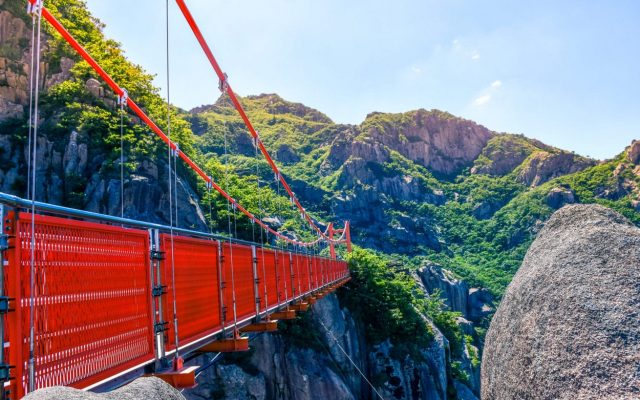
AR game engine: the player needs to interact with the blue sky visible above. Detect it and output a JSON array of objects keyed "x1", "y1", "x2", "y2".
[{"x1": 84, "y1": 0, "x2": 640, "y2": 160}]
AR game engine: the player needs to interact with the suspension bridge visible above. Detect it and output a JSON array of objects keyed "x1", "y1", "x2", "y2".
[{"x1": 0, "y1": 1, "x2": 352, "y2": 398}]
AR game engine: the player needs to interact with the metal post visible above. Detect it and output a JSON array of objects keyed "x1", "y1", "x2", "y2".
[
  {"x1": 217, "y1": 240, "x2": 226, "y2": 334},
  {"x1": 251, "y1": 246, "x2": 260, "y2": 319},
  {"x1": 150, "y1": 229, "x2": 166, "y2": 362},
  {"x1": 274, "y1": 249, "x2": 281, "y2": 305},
  {"x1": 289, "y1": 251, "x2": 295, "y2": 301},
  {"x1": 307, "y1": 254, "x2": 313, "y2": 295},
  {"x1": 282, "y1": 249, "x2": 288, "y2": 303},
  {"x1": 295, "y1": 248, "x2": 302, "y2": 300},
  {"x1": 0, "y1": 205, "x2": 8, "y2": 400}
]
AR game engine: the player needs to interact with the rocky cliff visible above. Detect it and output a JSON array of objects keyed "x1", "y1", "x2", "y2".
[
  {"x1": 482, "y1": 204, "x2": 640, "y2": 399},
  {"x1": 184, "y1": 293, "x2": 467, "y2": 400}
]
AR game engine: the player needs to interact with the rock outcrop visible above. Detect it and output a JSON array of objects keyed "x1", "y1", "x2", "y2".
[
  {"x1": 23, "y1": 377, "x2": 185, "y2": 400},
  {"x1": 416, "y1": 264, "x2": 469, "y2": 316},
  {"x1": 627, "y1": 140, "x2": 640, "y2": 164},
  {"x1": 362, "y1": 110, "x2": 494, "y2": 176},
  {"x1": 544, "y1": 186, "x2": 576, "y2": 209},
  {"x1": 415, "y1": 264, "x2": 494, "y2": 324},
  {"x1": 517, "y1": 151, "x2": 596, "y2": 187},
  {"x1": 482, "y1": 204, "x2": 640, "y2": 400}
]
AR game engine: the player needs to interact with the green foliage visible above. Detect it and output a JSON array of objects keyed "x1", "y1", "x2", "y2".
[
  {"x1": 423, "y1": 289, "x2": 463, "y2": 357},
  {"x1": 339, "y1": 248, "x2": 433, "y2": 359},
  {"x1": 465, "y1": 335, "x2": 480, "y2": 368},
  {"x1": 451, "y1": 361, "x2": 470, "y2": 384}
]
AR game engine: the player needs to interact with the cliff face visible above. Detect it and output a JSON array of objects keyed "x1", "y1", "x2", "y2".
[
  {"x1": 361, "y1": 110, "x2": 494, "y2": 176},
  {"x1": 184, "y1": 293, "x2": 466, "y2": 400}
]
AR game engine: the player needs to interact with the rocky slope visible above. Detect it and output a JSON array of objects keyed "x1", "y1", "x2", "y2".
[
  {"x1": 482, "y1": 204, "x2": 640, "y2": 399},
  {"x1": 184, "y1": 293, "x2": 462, "y2": 400}
]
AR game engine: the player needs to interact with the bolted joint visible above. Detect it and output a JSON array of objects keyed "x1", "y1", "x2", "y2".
[
  {"x1": 152, "y1": 285, "x2": 167, "y2": 297},
  {"x1": 0, "y1": 233, "x2": 8, "y2": 251},
  {"x1": 154, "y1": 321, "x2": 169, "y2": 334},
  {"x1": 150, "y1": 250, "x2": 165, "y2": 260},
  {"x1": 218, "y1": 73, "x2": 229, "y2": 93},
  {"x1": 117, "y1": 89, "x2": 128, "y2": 108},
  {"x1": 26, "y1": 0, "x2": 43, "y2": 16},
  {"x1": 221, "y1": 306, "x2": 228, "y2": 321},
  {"x1": 255, "y1": 297, "x2": 261, "y2": 305},
  {"x1": 0, "y1": 363, "x2": 14, "y2": 382},
  {"x1": 0, "y1": 296, "x2": 13, "y2": 314}
]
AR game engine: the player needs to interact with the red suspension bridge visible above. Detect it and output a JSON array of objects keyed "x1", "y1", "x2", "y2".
[{"x1": 0, "y1": 1, "x2": 352, "y2": 398}]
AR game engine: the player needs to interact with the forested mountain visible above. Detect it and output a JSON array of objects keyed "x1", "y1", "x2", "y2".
[{"x1": 1, "y1": 0, "x2": 638, "y2": 398}]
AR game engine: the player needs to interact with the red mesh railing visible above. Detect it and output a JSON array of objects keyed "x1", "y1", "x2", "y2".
[
  {"x1": 260, "y1": 249, "x2": 280, "y2": 310},
  {"x1": 1, "y1": 210, "x2": 348, "y2": 398},
  {"x1": 161, "y1": 235, "x2": 221, "y2": 350},
  {"x1": 6, "y1": 212, "x2": 154, "y2": 397},
  {"x1": 221, "y1": 243, "x2": 255, "y2": 324}
]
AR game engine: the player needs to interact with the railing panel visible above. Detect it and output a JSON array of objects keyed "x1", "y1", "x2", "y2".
[
  {"x1": 7, "y1": 212, "x2": 154, "y2": 397},
  {"x1": 221, "y1": 242, "x2": 255, "y2": 325},
  {"x1": 259, "y1": 248, "x2": 279, "y2": 311},
  {"x1": 160, "y1": 234, "x2": 220, "y2": 350},
  {"x1": 298, "y1": 254, "x2": 311, "y2": 295}
]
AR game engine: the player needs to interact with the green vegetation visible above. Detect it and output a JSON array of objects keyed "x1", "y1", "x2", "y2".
[{"x1": 338, "y1": 248, "x2": 463, "y2": 360}]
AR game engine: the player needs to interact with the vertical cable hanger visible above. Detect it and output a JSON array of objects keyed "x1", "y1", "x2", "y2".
[
  {"x1": 26, "y1": 0, "x2": 44, "y2": 392},
  {"x1": 118, "y1": 89, "x2": 128, "y2": 219},
  {"x1": 222, "y1": 113, "x2": 239, "y2": 338},
  {"x1": 165, "y1": 0, "x2": 181, "y2": 368},
  {"x1": 254, "y1": 136, "x2": 270, "y2": 317},
  {"x1": 26, "y1": 6, "x2": 37, "y2": 201}
]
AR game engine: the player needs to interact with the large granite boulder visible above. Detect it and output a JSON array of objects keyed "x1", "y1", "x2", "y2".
[
  {"x1": 482, "y1": 204, "x2": 640, "y2": 399},
  {"x1": 23, "y1": 377, "x2": 185, "y2": 400}
]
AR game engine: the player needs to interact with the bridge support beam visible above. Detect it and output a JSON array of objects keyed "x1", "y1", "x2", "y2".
[
  {"x1": 271, "y1": 309, "x2": 296, "y2": 320},
  {"x1": 240, "y1": 320, "x2": 278, "y2": 333},
  {"x1": 198, "y1": 337, "x2": 249, "y2": 353},
  {"x1": 146, "y1": 366, "x2": 198, "y2": 389},
  {"x1": 289, "y1": 302, "x2": 309, "y2": 312}
]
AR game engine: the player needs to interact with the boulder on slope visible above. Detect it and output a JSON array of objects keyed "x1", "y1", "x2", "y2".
[
  {"x1": 482, "y1": 204, "x2": 640, "y2": 400},
  {"x1": 23, "y1": 377, "x2": 186, "y2": 400}
]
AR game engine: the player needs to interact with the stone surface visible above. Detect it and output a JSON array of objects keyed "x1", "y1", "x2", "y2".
[
  {"x1": 545, "y1": 187, "x2": 576, "y2": 209},
  {"x1": 517, "y1": 151, "x2": 596, "y2": 187},
  {"x1": 482, "y1": 204, "x2": 640, "y2": 400},
  {"x1": 23, "y1": 377, "x2": 186, "y2": 400},
  {"x1": 416, "y1": 263, "x2": 469, "y2": 315},
  {"x1": 627, "y1": 140, "x2": 640, "y2": 164}
]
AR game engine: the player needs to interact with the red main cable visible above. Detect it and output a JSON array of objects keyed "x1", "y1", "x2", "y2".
[
  {"x1": 174, "y1": 0, "x2": 342, "y2": 240},
  {"x1": 40, "y1": 6, "x2": 345, "y2": 247}
]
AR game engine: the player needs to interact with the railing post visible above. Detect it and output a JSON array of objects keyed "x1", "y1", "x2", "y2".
[
  {"x1": 217, "y1": 240, "x2": 227, "y2": 334},
  {"x1": 307, "y1": 254, "x2": 313, "y2": 294},
  {"x1": 289, "y1": 251, "x2": 296, "y2": 301},
  {"x1": 149, "y1": 229, "x2": 167, "y2": 364},
  {"x1": 281, "y1": 249, "x2": 288, "y2": 303},
  {"x1": 0, "y1": 205, "x2": 13, "y2": 400},
  {"x1": 294, "y1": 248, "x2": 302, "y2": 300},
  {"x1": 274, "y1": 250, "x2": 281, "y2": 305},
  {"x1": 251, "y1": 246, "x2": 261, "y2": 320}
]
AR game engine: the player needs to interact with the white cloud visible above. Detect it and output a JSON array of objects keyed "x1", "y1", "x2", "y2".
[
  {"x1": 474, "y1": 94, "x2": 491, "y2": 106},
  {"x1": 410, "y1": 65, "x2": 422, "y2": 74},
  {"x1": 471, "y1": 51, "x2": 480, "y2": 60},
  {"x1": 491, "y1": 80, "x2": 502, "y2": 88}
]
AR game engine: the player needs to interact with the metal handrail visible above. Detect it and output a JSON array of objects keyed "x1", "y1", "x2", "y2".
[{"x1": 0, "y1": 192, "x2": 334, "y2": 259}]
